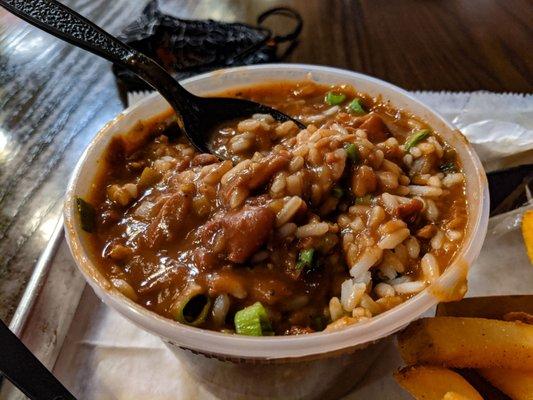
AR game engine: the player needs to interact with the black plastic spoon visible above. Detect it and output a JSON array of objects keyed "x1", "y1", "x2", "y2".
[
  {"x1": 0, "y1": 0, "x2": 304, "y2": 154},
  {"x1": 0, "y1": 319, "x2": 76, "y2": 400}
]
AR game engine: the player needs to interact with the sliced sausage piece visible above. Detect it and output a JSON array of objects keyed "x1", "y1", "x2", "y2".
[
  {"x1": 247, "y1": 152, "x2": 291, "y2": 190},
  {"x1": 192, "y1": 153, "x2": 219, "y2": 166},
  {"x1": 351, "y1": 165, "x2": 377, "y2": 197},
  {"x1": 360, "y1": 114, "x2": 389, "y2": 143},
  {"x1": 145, "y1": 191, "x2": 191, "y2": 248},
  {"x1": 410, "y1": 153, "x2": 438, "y2": 175},
  {"x1": 396, "y1": 198, "x2": 424, "y2": 224},
  {"x1": 224, "y1": 206, "x2": 275, "y2": 263},
  {"x1": 197, "y1": 205, "x2": 276, "y2": 264}
]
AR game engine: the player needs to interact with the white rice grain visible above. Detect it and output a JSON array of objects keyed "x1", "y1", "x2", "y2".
[
  {"x1": 221, "y1": 159, "x2": 252, "y2": 185},
  {"x1": 425, "y1": 199, "x2": 439, "y2": 221},
  {"x1": 378, "y1": 228, "x2": 410, "y2": 250},
  {"x1": 409, "y1": 146, "x2": 422, "y2": 158},
  {"x1": 378, "y1": 263, "x2": 398, "y2": 280},
  {"x1": 405, "y1": 236, "x2": 420, "y2": 258},
  {"x1": 374, "y1": 282, "x2": 396, "y2": 298},
  {"x1": 431, "y1": 229, "x2": 445, "y2": 250},
  {"x1": 340, "y1": 279, "x2": 366, "y2": 312},
  {"x1": 323, "y1": 105, "x2": 340, "y2": 116},
  {"x1": 393, "y1": 280, "x2": 426, "y2": 294},
  {"x1": 446, "y1": 229, "x2": 463, "y2": 241},
  {"x1": 408, "y1": 185, "x2": 443, "y2": 197},
  {"x1": 289, "y1": 155, "x2": 305, "y2": 172},
  {"x1": 296, "y1": 222, "x2": 329, "y2": 238},
  {"x1": 368, "y1": 205, "x2": 386, "y2": 228},
  {"x1": 360, "y1": 293, "x2": 381, "y2": 315},
  {"x1": 403, "y1": 154, "x2": 413, "y2": 167},
  {"x1": 352, "y1": 307, "x2": 372, "y2": 318},
  {"x1": 276, "y1": 196, "x2": 304, "y2": 227},
  {"x1": 349, "y1": 247, "x2": 383, "y2": 279},
  {"x1": 329, "y1": 297, "x2": 344, "y2": 321},
  {"x1": 428, "y1": 175, "x2": 442, "y2": 188},
  {"x1": 421, "y1": 253, "x2": 439, "y2": 283},
  {"x1": 442, "y1": 173, "x2": 464, "y2": 187},
  {"x1": 211, "y1": 294, "x2": 230, "y2": 327},
  {"x1": 381, "y1": 192, "x2": 399, "y2": 211},
  {"x1": 277, "y1": 222, "x2": 297, "y2": 238},
  {"x1": 203, "y1": 160, "x2": 233, "y2": 184},
  {"x1": 252, "y1": 113, "x2": 275, "y2": 123},
  {"x1": 331, "y1": 123, "x2": 348, "y2": 135},
  {"x1": 270, "y1": 172, "x2": 287, "y2": 194},
  {"x1": 349, "y1": 216, "x2": 365, "y2": 232}
]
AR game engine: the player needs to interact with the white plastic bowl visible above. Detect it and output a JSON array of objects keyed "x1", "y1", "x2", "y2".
[{"x1": 64, "y1": 64, "x2": 489, "y2": 399}]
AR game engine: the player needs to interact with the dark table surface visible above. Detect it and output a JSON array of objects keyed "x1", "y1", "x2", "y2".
[{"x1": 0, "y1": 0, "x2": 532, "y2": 323}]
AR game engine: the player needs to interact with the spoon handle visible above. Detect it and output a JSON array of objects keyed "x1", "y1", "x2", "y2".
[
  {"x1": 0, "y1": 0, "x2": 196, "y2": 111},
  {"x1": 0, "y1": 0, "x2": 135, "y2": 64},
  {"x1": 0, "y1": 319, "x2": 76, "y2": 399}
]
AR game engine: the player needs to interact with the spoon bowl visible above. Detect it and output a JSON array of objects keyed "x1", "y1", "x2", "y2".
[{"x1": 0, "y1": 0, "x2": 304, "y2": 154}]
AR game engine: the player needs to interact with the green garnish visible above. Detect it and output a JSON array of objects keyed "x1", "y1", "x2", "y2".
[
  {"x1": 439, "y1": 162, "x2": 457, "y2": 173},
  {"x1": 76, "y1": 197, "x2": 95, "y2": 233},
  {"x1": 355, "y1": 195, "x2": 372, "y2": 205},
  {"x1": 348, "y1": 98, "x2": 366, "y2": 115},
  {"x1": 234, "y1": 302, "x2": 273, "y2": 336},
  {"x1": 344, "y1": 143, "x2": 360, "y2": 163},
  {"x1": 325, "y1": 91, "x2": 346, "y2": 105},
  {"x1": 331, "y1": 187, "x2": 344, "y2": 199},
  {"x1": 311, "y1": 316, "x2": 326, "y2": 331},
  {"x1": 296, "y1": 248, "x2": 315, "y2": 270},
  {"x1": 404, "y1": 129, "x2": 431, "y2": 150}
]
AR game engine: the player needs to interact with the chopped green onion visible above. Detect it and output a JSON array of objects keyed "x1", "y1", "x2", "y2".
[
  {"x1": 296, "y1": 248, "x2": 315, "y2": 270},
  {"x1": 325, "y1": 91, "x2": 346, "y2": 105},
  {"x1": 439, "y1": 162, "x2": 457, "y2": 173},
  {"x1": 234, "y1": 302, "x2": 273, "y2": 336},
  {"x1": 181, "y1": 295, "x2": 211, "y2": 326},
  {"x1": 331, "y1": 187, "x2": 344, "y2": 199},
  {"x1": 355, "y1": 195, "x2": 372, "y2": 205},
  {"x1": 344, "y1": 143, "x2": 360, "y2": 163},
  {"x1": 404, "y1": 129, "x2": 431, "y2": 151},
  {"x1": 172, "y1": 285, "x2": 212, "y2": 326},
  {"x1": 311, "y1": 316, "x2": 326, "y2": 331},
  {"x1": 348, "y1": 98, "x2": 366, "y2": 115},
  {"x1": 76, "y1": 197, "x2": 95, "y2": 233}
]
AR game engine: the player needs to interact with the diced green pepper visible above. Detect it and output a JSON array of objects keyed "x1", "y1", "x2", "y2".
[
  {"x1": 296, "y1": 248, "x2": 315, "y2": 270},
  {"x1": 331, "y1": 187, "x2": 344, "y2": 199},
  {"x1": 311, "y1": 315, "x2": 326, "y2": 331},
  {"x1": 344, "y1": 143, "x2": 360, "y2": 163},
  {"x1": 348, "y1": 98, "x2": 366, "y2": 115},
  {"x1": 325, "y1": 91, "x2": 346, "y2": 105},
  {"x1": 404, "y1": 129, "x2": 431, "y2": 150},
  {"x1": 76, "y1": 197, "x2": 95, "y2": 233},
  {"x1": 234, "y1": 302, "x2": 273, "y2": 336},
  {"x1": 439, "y1": 162, "x2": 457, "y2": 173},
  {"x1": 355, "y1": 195, "x2": 372, "y2": 205}
]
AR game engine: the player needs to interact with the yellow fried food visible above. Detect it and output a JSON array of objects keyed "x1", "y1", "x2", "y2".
[
  {"x1": 398, "y1": 317, "x2": 533, "y2": 370},
  {"x1": 442, "y1": 392, "x2": 474, "y2": 400},
  {"x1": 522, "y1": 209, "x2": 533, "y2": 264},
  {"x1": 394, "y1": 365, "x2": 482, "y2": 400},
  {"x1": 436, "y1": 295, "x2": 533, "y2": 320},
  {"x1": 478, "y1": 368, "x2": 533, "y2": 400}
]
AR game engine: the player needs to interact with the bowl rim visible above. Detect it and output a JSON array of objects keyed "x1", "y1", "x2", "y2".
[{"x1": 64, "y1": 63, "x2": 490, "y2": 359}]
